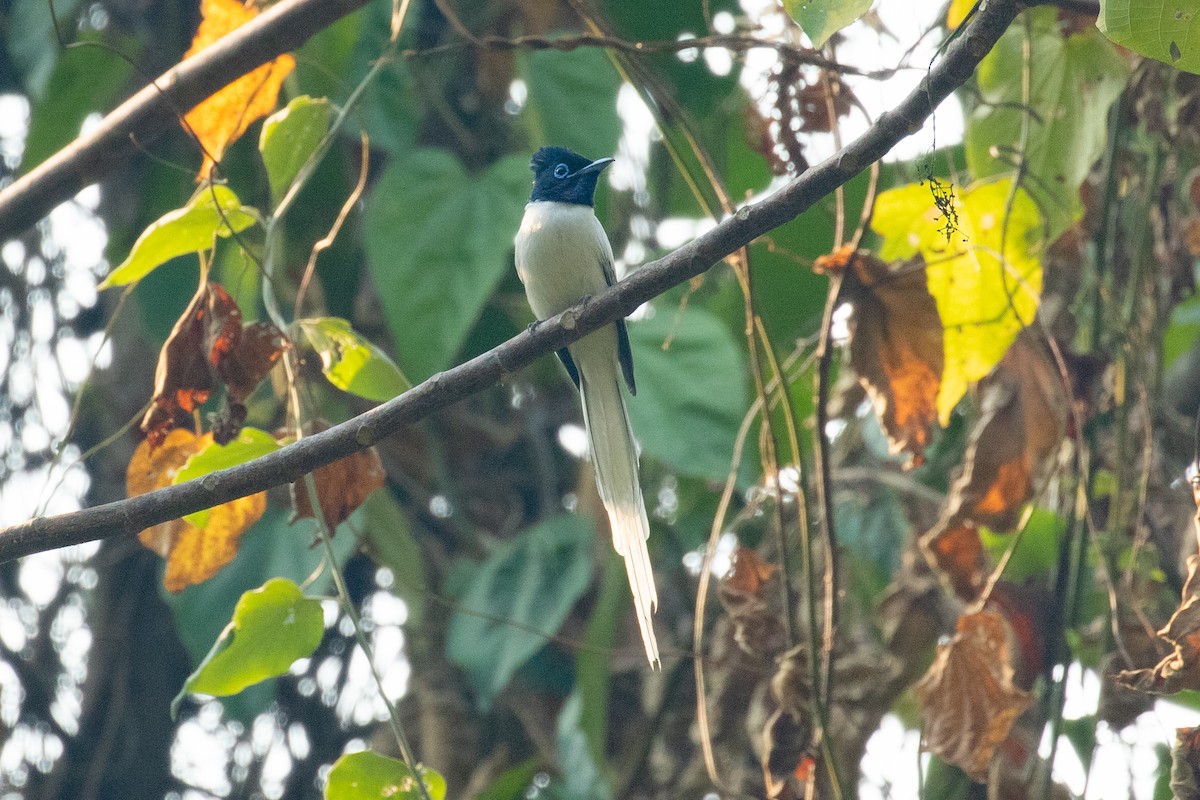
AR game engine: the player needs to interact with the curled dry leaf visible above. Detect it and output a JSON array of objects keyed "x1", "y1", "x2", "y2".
[
  {"x1": 718, "y1": 546, "x2": 786, "y2": 658},
  {"x1": 920, "y1": 336, "x2": 1065, "y2": 600},
  {"x1": 916, "y1": 609, "x2": 1033, "y2": 781},
  {"x1": 1118, "y1": 554, "x2": 1200, "y2": 694},
  {"x1": 141, "y1": 283, "x2": 284, "y2": 449},
  {"x1": 184, "y1": 0, "x2": 295, "y2": 180},
  {"x1": 290, "y1": 421, "x2": 386, "y2": 530},
  {"x1": 126, "y1": 428, "x2": 267, "y2": 592},
  {"x1": 821, "y1": 248, "x2": 943, "y2": 467}
]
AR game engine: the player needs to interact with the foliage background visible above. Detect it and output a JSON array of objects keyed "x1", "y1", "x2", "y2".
[{"x1": 1, "y1": 0, "x2": 1200, "y2": 798}]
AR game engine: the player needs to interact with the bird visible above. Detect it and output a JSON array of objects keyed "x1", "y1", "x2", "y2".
[{"x1": 513, "y1": 146, "x2": 659, "y2": 667}]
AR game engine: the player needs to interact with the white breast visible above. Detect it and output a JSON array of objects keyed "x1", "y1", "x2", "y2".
[{"x1": 514, "y1": 201, "x2": 615, "y2": 321}]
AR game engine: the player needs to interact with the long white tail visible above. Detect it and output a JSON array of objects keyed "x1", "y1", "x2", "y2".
[{"x1": 577, "y1": 349, "x2": 660, "y2": 667}]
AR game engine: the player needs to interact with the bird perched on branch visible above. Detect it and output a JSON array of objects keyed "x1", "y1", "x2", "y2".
[{"x1": 514, "y1": 146, "x2": 659, "y2": 667}]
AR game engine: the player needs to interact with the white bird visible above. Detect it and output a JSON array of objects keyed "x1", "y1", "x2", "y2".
[{"x1": 513, "y1": 146, "x2": 659, "y2": 667}]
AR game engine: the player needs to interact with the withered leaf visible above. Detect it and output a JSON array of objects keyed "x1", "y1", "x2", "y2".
[
  {"x1": 916, "y1": 609, "x2": 1034, "y2": 781},
  {"x1": 919, "y1": 335, "x2": 1064, "y2": 600},
  {"x1": 840, "y1": 250, "x2": 944, "y2": 467},
  {"x1": 291, "y1": 421, "x2": 386, "y2": 530},
  {"x1": 126, "y1": 428, "x2": 266, "y2": 591},
  {"x1": 141, "y1": 288, "x2": 217, "y2": 449},
  {"x1": 718, "y1": 546, "x2": 786, "y2": 658},
  {"x1": 1118, "y1": 555, "x2": 1200, "y2": 694},
  {"x1": 184, "y1": 0, "x2": 295, "y2": 181},
  {"x1": 141, "y1": 283, "x2": 284, "y2": 449}
]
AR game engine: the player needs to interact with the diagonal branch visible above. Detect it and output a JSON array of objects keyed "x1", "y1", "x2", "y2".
[
  {"x1": 0, "y1": 0, "x2": 1024, "y2": 563},
  {"x1": 0, "y1": 0, "x2": 372, "y2": 242}
]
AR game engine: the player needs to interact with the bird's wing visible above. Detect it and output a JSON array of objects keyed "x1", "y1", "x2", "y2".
[{"x1": 595, "y1": 233, "x2": 636, "y2": 396}]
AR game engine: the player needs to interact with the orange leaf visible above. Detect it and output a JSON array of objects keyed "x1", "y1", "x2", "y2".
[
  {"x1": 843, "y1": 251, "x2": 943, "y2": 467},
  {"x1": 916, "y1": 609, "x2": 1033, "y2": 781},
  {"x1": 126, "y1": 428, "x2": 267, "y2": 591},
  {"x1": 291, "y1": 421, "x2": 385, "y2": 530},
  {"x1": 184, "y1": 0, "x2": 295, "y2": 181},
  {"x1": 722, "y1": 546, "x2": 780, "y2": 598},
  {"x1": 919, "y1": 335, "x2": 1064, "y2": 601}
]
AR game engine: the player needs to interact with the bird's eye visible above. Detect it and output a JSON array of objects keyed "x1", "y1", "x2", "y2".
[{"x1": 553, "y1": 163, "x2": 569, "y2": 178}]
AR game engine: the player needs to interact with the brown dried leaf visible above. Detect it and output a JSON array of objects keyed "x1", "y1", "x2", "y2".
[
  {"x1": 842, "y1": 251, "x2": 943, "y2": 467},
  {"x1": 718, "y1": 546, "x2": 786, "y2": 658},
  {"x1": 291, "y1": 421, "x2": 386, "y2": 530},
  {"x1": 920, "y1": 336, "x2": 1064, "y2": 600},
  {"x1": 1118, "y1": 555, "x2": 1200, "y2": 694},
  {"x1": 141, "y1": 283, "x2": 283, "y2": 448},
  {"x1": 722, "y1": 546, "x2": 779, "y2": 598},
  {"x1": 916, "y1": 609, "x2": 1034, "y2": 781},
  {"x1": 184, "y1": 0, "x2": 295, "y2": 181},
  {"x1": 126, "y1": 429, "x2": 266, "y2": 591}
]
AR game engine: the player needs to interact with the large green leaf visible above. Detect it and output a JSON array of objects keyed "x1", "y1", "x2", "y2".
[
  {"x1": 174, "y1": 428, "x2": 281, "y2": 528},
  {"x1": 1099, "y1": 0, "x2": 1200, "y2": 74},
  {"x1": 966, "y1": 7, "x2": 1128, "y2": 241},
  {"x1": 6, "y1": 0, "x2": 82, "y2": 95},
  {"x1": 474, "y1": 760, "x2": 537, "y2": 800},
  {"x1": 360, "y1": 490, "x2": 427, "y2": 625},
  {"x1": 296, "y1": 316, "x2": 410, "y2": 401},
  {"x1": 259, "y1": 95, "x2": 333, "y2": 204},
  {"x1": 176, "y1": 578, "x2": 324, "y2": 705},
  {"x1": 100, "y1": 185, "x2": 261, "y2": 288},
  {"x1": 782, "y1": 0, "x2": 873, "y2": 48},
  {"x1": 446, "y1": 514, "x2": 594, "y2": 709},
  {"x1": 627, "y1": 305, "x2": 749, "y2": 481},
  {"x1": 363, "y1": 149, "x2": 529, "y2": 380},
  {"x1": 519, "y1": 47, "x2": 622, "y2": 158},
  {"x1": 166, "y1": 507, "x2": 356, "y2": 721},
  {"x1": 549, "y1": 692, "x2": 611, "y2": 800},
  {"x1": 325, "y1": 751, "x2": 446, "y2": 800},
  {"x1": 21, "y1": 37, "x2": 134, "y2": 171}
]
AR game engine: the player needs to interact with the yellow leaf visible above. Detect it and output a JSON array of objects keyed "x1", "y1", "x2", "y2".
[
  {"x1": 947, "y1": 0, "x2": 975, "y2": 30},
  {"x1": 871, "y1": 178, "x2": 1044, "y2": 424},
  {"x1": 126, "y1": 428, "x2": 267, "y2": 591},
  {"x1": 183, "y1": 0, "x2": 295, "y2": 181}
]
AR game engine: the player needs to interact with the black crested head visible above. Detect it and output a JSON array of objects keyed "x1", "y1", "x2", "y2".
[{"x1": 529, "y1": 145, "x2": 614, "y2": 206}]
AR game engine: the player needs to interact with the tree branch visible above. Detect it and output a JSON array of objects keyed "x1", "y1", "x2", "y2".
[
  {"x1": 0, "y1": 0, "x2": 1024, "y2": 563},
  {"x1": 0, "y1": 0, "x2": 371, "y2": 242}
]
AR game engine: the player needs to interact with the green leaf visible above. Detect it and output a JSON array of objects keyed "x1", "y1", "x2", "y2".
[
  {"x1": 576, "y1": 550, "x2": 624, "y2": 767},
  {"x1": 1164, "y1": 294, "x2": 1200, "y2": 368},
  {"x1": 176, "y1": 577, "x2": 324, "y2": 708},
  {"x1": 259, "y1": 95, "x2": 334, "y2": 204},
  {"x1": 552, "y1": 692, "x2": 611, "y2": 800},
  {"x1": 782, "y1": 0, "x2": 873, "y2": 48},
  {"x1": 326, "y1": 751, "x2": 446, "y2": 800},
  {"x1": 6, "y1": 0, "x2": 81, "y2": 96},
  {"x1": 21, "y1": 37, "x2": 135, "y2": 171},
  {"x1": 980, "y1": 507, "x2": 1063, "y2": 580},
  {"x1": 1099, "y1": 0, "x2": 1200, "y2": 74},
  {"x1": 361, "y1": 490, "x2": 426, "y2": 625},
  {"x1": 173, "y1": 428, "x2": 281, "y2": 528},
  {"x1": 295, "y1": 317, "x2": 409, "y2": 402},
  {"x1": 446, "y1": 514, "x2": 594, "y2": 709},
  {"x1": 166, "y1": 507, "x2": 356, "y2": 722},
  {"x1": 871, "y1": 178, "x2": 1043, "y2": 423},
  {"x1": 519, "y1": 47, "x2": 621, "y2": 158},
  {"x1": 100, "y1": 185, "x2": 260, "y2": 288},
  {"x1": 475, "y1": 760, "x2": 537, "y2": 800},
  {"x1": 363, "y1": 149, "x2": 529, "y2": 380},
  {"x1": 627, "y1": 305, "x2": 749, "y2": 481},
  {"x1": 966, "y1": 7, "x2": 1128, "y2": 240}
]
